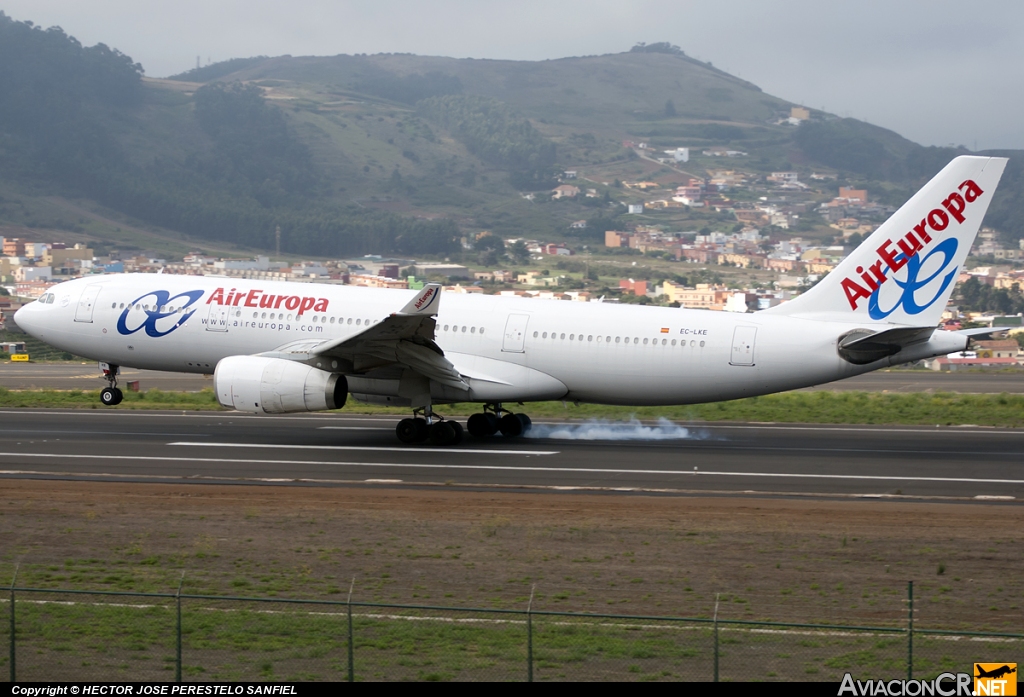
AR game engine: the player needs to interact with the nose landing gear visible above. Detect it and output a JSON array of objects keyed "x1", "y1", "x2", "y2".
[{"x1": 98, "y1": 362, "x2": 123, "y2": 406}]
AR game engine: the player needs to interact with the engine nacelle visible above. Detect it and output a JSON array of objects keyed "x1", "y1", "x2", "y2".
[{"x1": 214, "y1": 355, "x2": 347, "y2": 414}]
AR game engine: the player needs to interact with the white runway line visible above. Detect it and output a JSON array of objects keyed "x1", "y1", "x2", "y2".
[
  {"x1": 317, "y1": 426, "x2": 395, "y2": 431},
  {"x1": 1, "y1": 452, "x2": 1024, "y2": 485},
  {"x1": 167, "y1": 441, "x2": 559, "y2": 456}
]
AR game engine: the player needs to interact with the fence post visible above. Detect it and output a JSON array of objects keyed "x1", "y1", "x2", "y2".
[
  {"x1": 527, "y1": 584, "x2": 535, "y2": 683},
  {"x1": 907, "y1": 580, "x2": 914, "y2": 680},
  {"x1": 175, "y1": 571, "x2": 184, "y2": 684},
  {"x1": 713, "y1": 593, "x2": 720, "y2": 683},
  {"x1": 9, "y1": 565, "x2": 18, "y2": 684},
  {"x1": 347, "y1": 578, "x2": 355, "y2": 683}
]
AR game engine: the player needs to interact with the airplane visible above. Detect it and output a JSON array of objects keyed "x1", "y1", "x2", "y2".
[{"x1": 14, "y1": 156, "x2": 1007, "y2": 446}]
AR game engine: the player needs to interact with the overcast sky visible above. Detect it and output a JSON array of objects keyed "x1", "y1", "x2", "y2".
[{"x1": 4, "y1": 0, "x2": 1022, "y2": 150}]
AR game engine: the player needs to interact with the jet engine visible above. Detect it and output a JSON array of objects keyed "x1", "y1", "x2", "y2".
[{"x1": 214, "y1": 355, "x2": 347, "y2": 414}]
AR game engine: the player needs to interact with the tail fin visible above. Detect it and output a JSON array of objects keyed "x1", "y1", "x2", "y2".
[{"x1": 765, "y1": 156, "x2": 1008, "y2": 325}]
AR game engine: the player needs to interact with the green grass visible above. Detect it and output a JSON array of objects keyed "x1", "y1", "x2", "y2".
[{"x1": 2, "y1": 387, "x2": 1024, "y2": 425}]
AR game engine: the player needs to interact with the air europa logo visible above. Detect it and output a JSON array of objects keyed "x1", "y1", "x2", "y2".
[
  {"x1": 841, "y1": 179, "x2": 985, "y2": 315},
  {"x1": 206, "y1": 287, "x2": 329, "y2": 314},
  {"x1": 414, "y1": 288, "x2": 436, "y2": 310},
  {"x1": 117, "y1": 290, "x2": 204, "y2": 337}
]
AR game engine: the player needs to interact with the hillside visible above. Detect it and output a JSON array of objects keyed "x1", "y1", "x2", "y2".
[{"x1": 1, "y1": 13, "x2": 1021, "y2": 260}]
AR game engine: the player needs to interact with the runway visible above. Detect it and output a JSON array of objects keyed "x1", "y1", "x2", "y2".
[
  {"x1": 3, "y1": 364, "x2": 1024, "y2": 393},
  {"x1": 0, "y1": 410, "x2": 1021, "y2": 501}
]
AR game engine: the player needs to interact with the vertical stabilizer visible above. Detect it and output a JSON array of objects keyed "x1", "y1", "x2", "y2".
[{"x1": 765, "y1": 156, "x2": 1007, "y2": 325}]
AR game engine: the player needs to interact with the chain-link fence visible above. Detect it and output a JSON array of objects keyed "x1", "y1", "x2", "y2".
[{"x1": 2, "y1": 583, "x2": 1020, "y2": 682}]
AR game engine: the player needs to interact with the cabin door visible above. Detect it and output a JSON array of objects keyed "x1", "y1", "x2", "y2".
[
  {"x1": 501, "y1": 314, "x2": 530, "y2": 353},
  {"x1": 730, "y1": 326, "x2": 757, "y2": 366}
]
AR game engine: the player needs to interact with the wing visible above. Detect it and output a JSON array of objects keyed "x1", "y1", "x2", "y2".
[{"x1": 258, "y1": 284, "x2": 469, "y2": 391}]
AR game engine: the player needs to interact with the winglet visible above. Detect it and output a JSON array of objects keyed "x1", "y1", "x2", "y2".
[{"x1": 398, "y1": 283, "x2": 441, "y2": 316}]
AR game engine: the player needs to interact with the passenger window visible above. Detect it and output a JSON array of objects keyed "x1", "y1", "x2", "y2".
[
  {"x1": 615, "y1": 337, "x2": 620, "y2": 343},
  {"x1": 253, "y1": 312, "x2": 258, "y2": 318},
  {"x1": 597, "y1": 335, "x2": 602, "y2": 342},
  {"x1": 533, "y1": 331, "x2": 538, "y2": 338},
  {"x1": 606, "y1": 336, "x2": 611, "y2": 343},
  {"x1": 356, "y1": 319, "x2": 362, "y2": 325},
  {"x1": 671, "y1": 339, "x2": 677, "y2": 346},
  {"x1": 471, "y1": 327, "x2": 476, "y2": 333},
  {"x1": 588, "y1": 335, "x2": 593, "y2": 341},
  {"x1": 111, "y1": 302, "x2": 116, "y2": 309},
  {"x1": 120, "y1": 303, "x2": 125, "y2": 309},
  {"x1": 347, "y1": 318, "x2": 352, "y2": 324},
  {"x1": 569, "y1": 334, "x2": 575, "y2": 340},
  {"x1": 287, "y1": 313, "x2": 293, "y2": 321},
  {"x1": 700, "y1": 341, "x2": 705, "y2": 347},
  {"x1": 542, "y1": 332, "x2": 548, "y2": 339},
  {"x1": 690, "y1": 340, "x2": 696, "y2": 347},
  {"x1": 461, "y1": 326, "x2": 467, "y2": 333},
  {"x1": 480, "y1": 328, "x2": 485, "y2": 335},
  {"x1": 643, "y1": 338, "x2": 648, "y2": 345}
]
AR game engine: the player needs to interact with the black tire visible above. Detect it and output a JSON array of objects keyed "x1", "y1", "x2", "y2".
[
  {"x1": 112, "y1": 388, "x2": 124, "y2": 405},
  {"x1": 516, "y1": 413, "x2": 532, "y2": 434},
  {"x1": 498, "y1": 412, "x2": 523, "y2": 437},
  {"x1": 100, "y1": 387, "x2": 118, "y2": 406},
  {"x1": 467, "y1": 412, "x2": 499, "y2": 437},
  {"x1": 448, "y1": 420, "x2": 464, "y2": 446},
  {"x1": 411, "y1": 418, "x2": 429, "y2": 442},
  {"x1": 396, "y1": 418, "x2": 420, "y2": 444},
  {"x1": 429, "y1": 421, "x2": 457, "y2": 446}
]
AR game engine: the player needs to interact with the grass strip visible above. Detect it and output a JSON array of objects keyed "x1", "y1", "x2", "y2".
[{"x1": 1, "y1": 387, "x2": 1024, "y2": 426}]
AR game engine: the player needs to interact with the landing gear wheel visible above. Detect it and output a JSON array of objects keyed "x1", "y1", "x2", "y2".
[
  {"x1": 429, "y1": 421, "x2": 458, "y2": 446},
  {"x1": 516, "y1": 413, "x2": 532, "y2": 434},
  {"x1": 499, "y1": 412, "x2": 523, "y2": 437},
  {"x1": 100, "y1": 387, "x2": 122, "y2": 406},
  {"x1": 396, "y1": 417, "x2": 429, "y2": 444},
  {"x1": 467, "y1": 412, "x2": 499, "y2": 438},
  {"x1": 448, "y1": 420, "x2": 464, "y2": 445}
]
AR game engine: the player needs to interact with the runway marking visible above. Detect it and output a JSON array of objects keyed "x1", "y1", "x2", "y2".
[
  {"x1": 317, "y1": 427, "x2": 394, "y2": 431},
  {"x1": 1, "y1": 452, "x2": 1024, "y2": 485},
  {"x1": 167, "y1": 442, "x2": 558, "y2": 456},
  {"x1": 169, "y1": 440, "x2": 1023, "y2": 458},
  {"x1": 0, "y1": 430, "x2": 210, "y2": 437}
]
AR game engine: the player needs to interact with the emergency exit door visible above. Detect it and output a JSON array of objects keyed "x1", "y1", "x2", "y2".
[{"x1": 730, "y1": 326, "x2": 757, "y2": 366}]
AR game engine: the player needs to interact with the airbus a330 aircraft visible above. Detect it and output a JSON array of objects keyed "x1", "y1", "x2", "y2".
[{"x1": 14, "y1": 156, "x2": 1007, "y2": 445}]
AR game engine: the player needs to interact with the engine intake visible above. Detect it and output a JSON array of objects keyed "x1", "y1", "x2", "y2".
[{"x1": 214, "y1": 355, "x2": 347, "y2": 414}]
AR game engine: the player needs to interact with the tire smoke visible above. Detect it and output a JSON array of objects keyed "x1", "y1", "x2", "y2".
[{"x1": 525, "y1": 416, "x2": 698, "y2": 441}]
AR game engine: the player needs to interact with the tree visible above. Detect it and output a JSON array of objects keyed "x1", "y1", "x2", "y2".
[
  {"x1": 664, "y1": 100, "x2": 677, "y2": 117},
  {"x1": 509, "y1": 240, "x2": 530, "y2": 264}
]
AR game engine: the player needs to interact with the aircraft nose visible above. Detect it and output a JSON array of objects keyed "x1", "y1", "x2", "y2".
[{"x1": 13, "y1": 303, "x2": 37, "y2": 336}]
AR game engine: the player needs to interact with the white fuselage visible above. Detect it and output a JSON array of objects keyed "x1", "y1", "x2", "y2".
[{"x1": 14, "y1": 274, "x2": 964, "y2": 406}]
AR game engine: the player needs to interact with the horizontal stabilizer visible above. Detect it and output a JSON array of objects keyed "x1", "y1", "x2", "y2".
[
  {"x1": 838, "y1": 326, "x2": 936, "y2": 365},
  {"x1": 956, "y1": 326, "x2": 1009, "y2": 341}
]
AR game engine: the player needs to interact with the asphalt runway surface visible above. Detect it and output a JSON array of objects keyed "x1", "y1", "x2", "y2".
[
  {"x1": 3, "y1": 364, "x2": 1024, "y2": 393},
  {"x1": 0, "y1": 410, "x2": 1021, "y2": 502}
]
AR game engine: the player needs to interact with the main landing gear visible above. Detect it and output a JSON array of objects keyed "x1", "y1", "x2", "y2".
[
  {"x1": 467, "y1": 403, "x2": 531, "y2": 438},
  {"x1": 395, "y1": 403, "x2": 533, "y2": 446},
  {"x1": 396, "y1": 406, "x2": 464, "y2": 446},
  {"x1": 98, "y1": 362, "x2": 123, "y2": 406}
]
